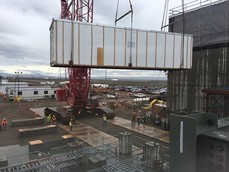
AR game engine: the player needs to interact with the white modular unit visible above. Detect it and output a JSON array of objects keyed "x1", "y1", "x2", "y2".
[
  {"x1": 50, "y1": 19, "x2": 193, "y2": 69},
  {"x1": 6, "y1": 87, "x2": 57, "y2": 100}
]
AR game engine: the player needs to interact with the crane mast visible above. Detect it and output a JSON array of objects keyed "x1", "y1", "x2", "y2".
[{"x1": 60, "y1": 0, "x2": 93, "y2": 110}]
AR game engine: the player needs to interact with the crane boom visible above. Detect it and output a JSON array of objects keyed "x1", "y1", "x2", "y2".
[{"x1": 60, "y1": 0, "x2": 93, "y2": 110}]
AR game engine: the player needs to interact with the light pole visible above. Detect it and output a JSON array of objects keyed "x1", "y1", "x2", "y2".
[
  {"x1": 14, "y1": 77, "x2": 16, "y2": 98},
  {"x1": 15, "y1": 72, "x2": 22, "y2": 96}
]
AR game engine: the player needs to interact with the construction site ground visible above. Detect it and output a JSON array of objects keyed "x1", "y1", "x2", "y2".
[{"x1": 0, "y1": 98, "x2": 169, "y2": 170}]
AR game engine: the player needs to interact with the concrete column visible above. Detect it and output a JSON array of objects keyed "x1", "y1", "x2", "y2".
[{"x1": 119, "y1": 132, "x2": 132, "y2": 155}]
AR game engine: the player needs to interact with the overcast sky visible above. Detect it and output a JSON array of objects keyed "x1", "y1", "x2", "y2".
[{"x1": 0, "y1": 0, "x2": 192, "y2": 79}]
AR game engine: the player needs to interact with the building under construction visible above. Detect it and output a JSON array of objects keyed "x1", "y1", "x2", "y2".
[
  {"x1": 3, "y1": 1, "x2": 229, "y2": 172},
  {"x1": 168, "y1": 0, "x2": 229, "y2": 116},
  {"x1": 168, "y1": 1, "x2": 229, "y2": 172}
]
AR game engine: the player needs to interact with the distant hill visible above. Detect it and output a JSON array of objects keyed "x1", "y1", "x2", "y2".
[
  {"x1": 0, "y1": 72, "x2": 167, "y2": 81},
  {"x1": 92, "y1": 76, "x2": 167, "y2": 81},
  {"x1": 0, "y1": 72, "x2": 46, "y2": 78}
]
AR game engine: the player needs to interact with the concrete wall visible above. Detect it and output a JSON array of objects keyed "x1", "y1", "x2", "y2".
[
  {"x1": 167, "y1": 47, "x2": 229, "y2": 113},
  {"x1": 168, "y1": 1, "x2": 229, "y2": 114}
]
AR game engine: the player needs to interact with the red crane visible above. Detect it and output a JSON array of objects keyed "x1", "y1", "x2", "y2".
[{"x1": 60, "y1": 0, "x2": 93, "y2": 110}]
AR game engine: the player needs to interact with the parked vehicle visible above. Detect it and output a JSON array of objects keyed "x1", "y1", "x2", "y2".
[
  {"x1": 134, "y1": 93, "x2": 146, "y2": 98},
  {"x1": 106, "y1": 94, "x2": 116, "y2": 99}
]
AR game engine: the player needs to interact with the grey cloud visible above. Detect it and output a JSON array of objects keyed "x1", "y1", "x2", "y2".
[
  {"x1": 0, "y1": 0, "x2": 60, "y2": 18},
  {"x1": 0, "y1": 0, "x2": 185, "y2": 77},
  {"x1": 0, "y1": 40, "x2": 49, "y2": 66}
]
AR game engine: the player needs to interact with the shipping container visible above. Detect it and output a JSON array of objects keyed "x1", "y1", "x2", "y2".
[{"x1": 50, "y1": 19, "x2": 193, "y2": 70}]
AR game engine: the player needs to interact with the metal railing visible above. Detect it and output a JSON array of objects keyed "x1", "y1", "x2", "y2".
[{"x1": 169, "y1": 0, "x2": 227, "y2": 17}]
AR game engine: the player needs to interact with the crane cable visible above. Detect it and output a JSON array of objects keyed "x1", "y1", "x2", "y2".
[
  {"x1": 115, "y1": 0, "x2": 133, "y2": 67},
  {"x1": 129, "y1": 0, "x2": 133, "y2": 67},
  {"x1": 161, "y1": 0, "x2": 169, "y2": 31},
  {"x1": 115, "y1": 0, "x2": 120, "y2": 26}
]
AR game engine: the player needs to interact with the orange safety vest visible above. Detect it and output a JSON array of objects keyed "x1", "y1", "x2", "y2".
[{"x1": 2, "y1": 120, "x2": 7, "y2": 125}]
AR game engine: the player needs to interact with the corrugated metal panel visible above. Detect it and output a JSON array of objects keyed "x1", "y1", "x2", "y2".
[{"x1": 50, "y1": 19, "x2": 193, "y2": 69}]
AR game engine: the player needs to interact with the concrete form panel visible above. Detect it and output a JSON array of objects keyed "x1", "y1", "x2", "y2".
[
  {"x1": 50, "y1": 19, "x2": 193, "y2": 69},
  {"x1": 168, "y1": 47, "x2": 229, "y2": 113},
  {"x1": 167, "y1": 1, "x2": 229, "y2": 114}
]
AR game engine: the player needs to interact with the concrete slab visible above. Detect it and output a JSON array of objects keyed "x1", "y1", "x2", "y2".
[
  {"x1": 18, "y1": 125, "x2": 57, "y2": 138},
  {"x1": 29, "y1": 136, "x2": 74, "y2": 153},
  {"x1": 59, "y1": 122, "x2": 118, "y2": 147},
  {"x1": 11, "y1": 117, "x2": 44, "y2": 127},
  {"x1": 30, "y1": 107, "x2": 153, "y2": 156},
  {"x1": 109, "y1": 117, "x2": 169, "y2": 143},
  {"x1": 58, "y1": 122, "x2": 143, "y2": 156}
]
